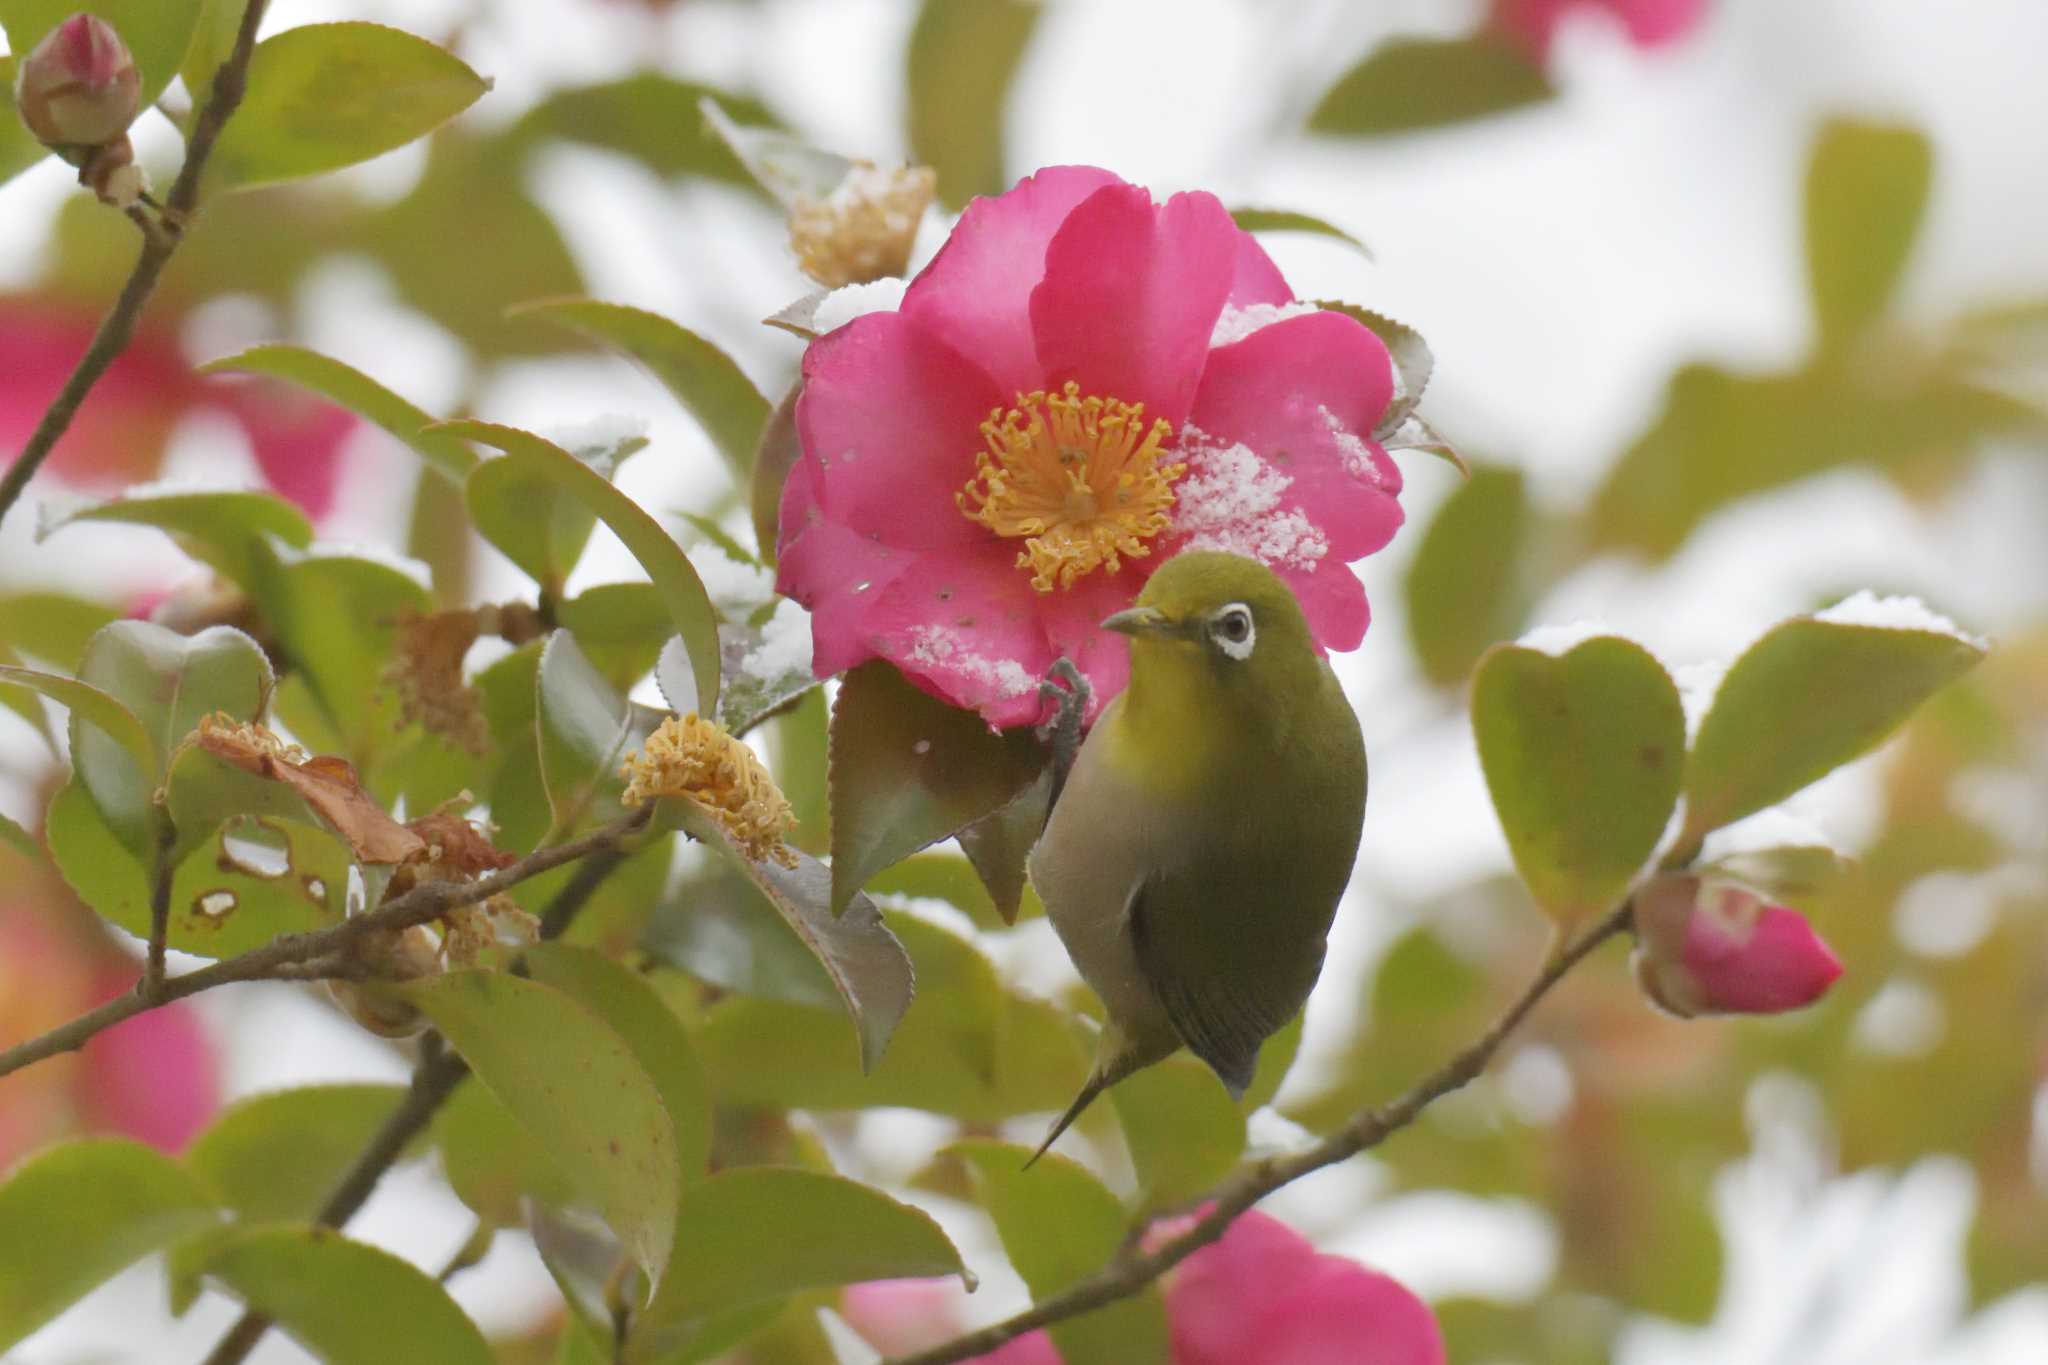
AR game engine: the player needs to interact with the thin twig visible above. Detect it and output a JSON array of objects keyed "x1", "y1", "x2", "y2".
[
  {"x1": 0, "y1": 0, "x2": 269, "y2": 528},
  {"x1": 144, "y1": 817, "x2": 177, "y2": 991},
  {"x1": 0, "y1": 808, "x2": 650, "y2": 1081},
  {"x1": 887, "y1": 903, "x2": 1636, "y2": 1365}
]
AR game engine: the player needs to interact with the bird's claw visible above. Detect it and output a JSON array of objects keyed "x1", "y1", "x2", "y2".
[{"x1": 1035, "y1": 658, "x2": 1091, "y2": 820}]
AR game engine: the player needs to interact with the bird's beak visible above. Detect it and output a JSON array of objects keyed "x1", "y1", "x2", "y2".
[{"x1": 1101, "y1": 605, "x2": 1175, "y2": 637}]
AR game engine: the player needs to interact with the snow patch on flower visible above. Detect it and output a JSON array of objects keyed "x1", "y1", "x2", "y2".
[
  {"x1": 1814, "y1": 590, "x2": 1988, "y2": 649},
  {"x1": 902, "y1": 626, "x2": 1038, "y2": 704},
  {"x1": 1171, "y1": 429, "x2": 1328, "y2": 570},
  {"x1": 813, "y1": 277, "x2": 911, "y2": 334},
  {"x1": 1515, "y1": 620, "x2": 1614, "y2": 657},
  {"x1": 1210, "y1": 300, "x2": 1320, "y2": 348},
  {"x1": 742, "y1": 597, "x2": 814, "y2": 679},
  {"x1": 693, "y1": 551, "x2": 778, "y2": 614},
  {"x1": 1318, "y1": 406, "x2": 1392, "y2": 487}
]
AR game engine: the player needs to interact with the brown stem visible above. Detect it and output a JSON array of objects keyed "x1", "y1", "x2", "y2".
[
  {"x1": 886, "y1": 903, "x2": 1636, "y2": 1365},
  {"x1": 0, "y1": 0, "x2": 271, "y2": 529},
  {"x1": 144, "y1": 816, "x2": 177, "y2": 991}
]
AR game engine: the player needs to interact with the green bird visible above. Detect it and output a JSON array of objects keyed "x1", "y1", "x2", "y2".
[{"x1": 1026, "y1": 550, "x2": 1368, "y2": 1163}]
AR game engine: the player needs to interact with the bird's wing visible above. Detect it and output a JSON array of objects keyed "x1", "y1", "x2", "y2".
[{"x1": 1125, "y1": 875, "x2": 1322, "y2": 1098}]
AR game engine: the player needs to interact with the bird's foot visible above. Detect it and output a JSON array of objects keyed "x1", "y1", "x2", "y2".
[{"x1": 1035, "y1": 658, "x2": 1090, "y2": 812}]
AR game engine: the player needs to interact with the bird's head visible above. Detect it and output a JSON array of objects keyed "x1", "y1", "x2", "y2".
[{"x1": 1102, "y1": 551, "x2": 1322, "y2": 700}]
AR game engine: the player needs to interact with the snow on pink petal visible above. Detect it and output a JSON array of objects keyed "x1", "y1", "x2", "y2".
[
  {"x1": 861, "y1": 543, "x2": 1057, "y2": 727},
  {"x1": 1684, "y1": 901, "x2": 1843, "y2": 1014},
  {"x1": 1030, "y1": 186, "x2": 1240, "y2": 430},
  {"x1": 76, "y1": 980, "x2": 220, "y2": 1152},
  {"x1": 796, "y1": 310, "x2": 1006, "y2": 550},
  {"x1": 901, "y1": 165, "x2": 1124, "y2": 398}
]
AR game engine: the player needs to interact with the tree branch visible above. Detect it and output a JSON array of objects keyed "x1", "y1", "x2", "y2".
[
  {"x1": 887, "y1": 903, "x2": 1637, "y2": 1365},
  {"x1": 0, "y1": 0, "x2": 269, "y2": 528},
  {"x1": 144, "y1": 816, "x2": 177, "y2": 992},
  {"x1": 0, "y1": 808, "x2": 651, "y2": 1081}
]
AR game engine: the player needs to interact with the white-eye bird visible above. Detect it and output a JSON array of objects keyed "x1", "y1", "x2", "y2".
[{"x1": 1026, "y1": 550, "x2": 1367, "y2": 1163}]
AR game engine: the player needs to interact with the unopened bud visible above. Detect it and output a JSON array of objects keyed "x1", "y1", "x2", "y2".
[
  {"x1": 13, "y1": 14, "x2": 142, "y2": 152},
  {"x1": 1632, "y1": 874, "x2": 1843, "y2": 1018}
]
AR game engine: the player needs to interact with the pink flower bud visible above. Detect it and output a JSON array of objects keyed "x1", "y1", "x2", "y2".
[
  {"x1": 12, "y1": 14, "x2": 143, "y2": 150},
  {"x1": 1632, "y1": 875, "x2": 1843, "y2": 1018},
  {"x1": 76, "y1": 974, "x2": 220, "y2": 1152}
]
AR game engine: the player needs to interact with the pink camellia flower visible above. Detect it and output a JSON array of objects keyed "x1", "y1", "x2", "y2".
[
  {"x1": 1, "y1": 295, "x2": 359, "y2": 520},
  {"x1": 842, "y1": 1278, "x2": 1061, "y2": 1365},
  {"x1": 1490, "y1": 0, "x2": 1710, "y2": 63},
  {"x1": 1632, "y1": 874, "x2": 1843, "y2": 1018},
  {"x1": 775, "y1": 166, "x2": 1405, "y2": 727}
]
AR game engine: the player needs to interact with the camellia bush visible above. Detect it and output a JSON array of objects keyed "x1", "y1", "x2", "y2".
[{"x1": 1, "y1": 2, "x2": 2042, "y2": 1363}]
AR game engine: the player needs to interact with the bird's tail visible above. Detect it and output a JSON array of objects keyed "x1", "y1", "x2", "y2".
[{"x1": 1024, "y1": 1071, "x2": 1109, "y2": 1169}]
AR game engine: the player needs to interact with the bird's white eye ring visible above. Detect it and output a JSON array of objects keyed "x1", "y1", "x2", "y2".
[{"x1": 1208, "y1": 602, "x2": 1255, "y2": 660}]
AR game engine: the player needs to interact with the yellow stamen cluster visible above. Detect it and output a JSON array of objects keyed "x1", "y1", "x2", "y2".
[
  {"x1": 196, "y1": 713, "x2": 306, "y2": 765},
  {"x1": 958, "y1": 381, "x2": 1184, "y2": 591},
  {"x1": 789, "y1": 162, "x2": 938, "y2": 289},
  {"x1": 621, "y1": 714, "x2": 798, "y2": 867}
]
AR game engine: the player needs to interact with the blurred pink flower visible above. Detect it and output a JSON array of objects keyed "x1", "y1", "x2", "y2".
[
  {"x1": 1490, "y1": 0, "x2": 1709, "y2": 62},
  {"x1": 842, "y1": 1279, "x2": 1060, "y2": 1365},
  {"x1": 0, "y1": 892, "x2": 221, "y2": 1167},
  {"x1": 0, "y1": 295, "x2": 358, "y2": 519},
  {"x1": 1632, "y1": 875, "x2": 1843, "y2": 1017},
  {"x1": 775, "y1": 166, "x2": 1404, "y2": 727}
]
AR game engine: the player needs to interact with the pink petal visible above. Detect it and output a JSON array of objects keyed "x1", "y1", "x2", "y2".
[
  {"x1": 1253, "y1": 1260, "x2": 1447, "y2": 1365},
  {"x1": 860, "y1": 543, "x2": 1057, "y2": 728},
  {"x1": 1227, "y1": 232, "x2": 1295, "y2": 310},
  {"x1": 776, "y1": 459, "x2": 919, "y2": 680},
  {"x1": 842, "y1": 1280, "x2": 1064, "y2": 1365},
  {"x1": 796, "y1": 310, "x2": 1008, "y2": 551},
  {"x1": 1684, "y1": 901, "x2": 1843, "y2": 1015},
  {"x1": 901, "y1": 165, "x2": 1125, "y2": 399},
  {"x1": 0, "y1": 302, "x2": 195, "y2": 488},
  {"x1": 1166, "y1": 1210, "x2": 1326, "y2": 1364},
  {"x1": 1272, "y1": 560, "x2": 1370, "y2": 655},
  {"x1": 76, "y1": 980, "x2": 219, "y2": 1153},
  {"x1": 1030, "y1": 185, "x2": 1240, "y2": 429},
  {"x1": 1599, "y1": 0, "x2": 1710, "y2": 47},
  {"x1": 218, "y1": 385, "x2": 358, "y2": 521},
  {"x1": 1033, "y1": 567, "x2": 1147, "y2": 726}
]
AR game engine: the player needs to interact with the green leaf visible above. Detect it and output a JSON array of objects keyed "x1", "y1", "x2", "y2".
[
  {"x1": 47, "y1": 780, "x2": 348, "y2": 956},
  {"x1": 0, "y1": 0, "x2": 205, "y2": 113},
  {"x1": 508, "y1": 299, "x2": 768, "y2": 485},
  {"x1": 828, "y1": 660, "x2": 1047, "y2": 916},
  {"x1": 555, "y1": 581, "x2": 671, "y2": 685},
  {"x1": 1316, "y1": 300, "x2": 1433, "y2": 439},
  {"x1": 630, "y1": 1169, "x2": 962, "y2": 1360},
  {"x1": 440, "y1": 421, "x2": 721, "y2": 716},
  {"x1": 537, "y1": 631, "x2": 662, "y2": 835},
  {"x1": 663, "y1": 801, "x2": 914, "y2": 1075},
  {"x1": 867, "y1": 850, "x2": 1031, "y2": 931},
  {"x1": 1307, "y1": 34, "x2": 1553, "y2": 137},
  {"x1": 394, "y1": 970, "x2": 680, "y2": 1282},
  {"x1": 0, "y1": 665, "x2": 154, "y2": 799},
  {"x1": 0, "y1": 55, "x2": 43, "y2": 187},
  {"x1": 42, "y1": 486, "x2": 312, "y2": 591},
  {"x1": 177, "y1": 0, "x2": 242, "y2": 111},
  {"x1": 1404, "y1": 465, "x2": 1538, "y2": 687},
  {"x1": 949, "y1": 1139, "x2": 1171, "y2": 1365},
  {"x1": 1805, "y1": 119, "x2": 1932, "y2": 344},
  {"x1": 262, "y1": 544, "x2": 430, "y2": 760},
  {"x1": 208, "y1": 21, "x2": 488, "y2": 190},
  {"x1": 1109, "y1": 1053, "x2": 1247, "y2": 1212},
  {"x1": 751, "y1": 383, "x2": 801, "y2": 563},
  {"x1": 0, "y1": 591, "x2": 117, "y2": 670},
  {"x1": 1680, "y1": 611, "x2": 1985, "y2": 847},
  {"x1": 956, "y1": 771, "x2": 1052, "y2": 926},
  {"x1": 198, "y1": 344, "x2": 475, "y2": 484},
  {"x1": 197, "y1": 1226, "x2": 492, "y2": 1365},
  {"x1": 183, "y1": 1084, "x2": 411, "y2": 1222},
  {"x1": 714, "y1": 616, "x2": 820, "y2": 739},
  {"x1": 1229, "y1": 207, "x2": 1372, "y2": 259},
  {"x1": 466, "y1": 423, "x2": 648, "y2": 597},
  {"x1": 70, "y1": 622, "x2": 273, "y2": 855},
  {"x1": 525, "y1": 944, "x2": 711, "y2": 1184},
  {"x1": 0, "y1": 1139, "x2": 219, "y2": 1353},
  {"x1": 1472, "y1": 636, "x2": 1686, "y2": 925},
  {"x1": 434, "y1": 1082, "x2": 577, "y2": 1228},
  {"x1": 0, "y1": 808, "x2": 35, "y2": 860},
  {"x1": 905, "y1": 0, "x2": 1041, "y2": 209},
  {"x1": 510, "y1": 75, "x2": 783, "y2": 187}
]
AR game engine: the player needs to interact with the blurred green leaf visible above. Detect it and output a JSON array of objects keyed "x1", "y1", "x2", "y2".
[
  {"x1": 698, "y1": 94, "x2": 853, "y2": 207},
  {"x1": 0, "y1": 1139, "x2": 219, "y2": 1353},
  {"x1": 905, "y1": 0, "x2": 1041, "y2": 208},
  {"x1": 0, "y1": 664, "x2": 154, "y2": 812},
  {"x1": 526, "y1": 944, "x2": 711, "y2": 1184},
  {"x1": 556, "y1": 582, "x2": 671, "y2": 690},
  {"x1": 198, "y1": 1225, "x2": 492, "y2": 1364},
  {"x1": 209, "y1": 22, "x2": 487, "y2": 190},
  {"x1": 629, "y1": 1169, "x2": 963, "y2": 1361},
  {"x1": 662, "y1": 799, "x2": 914, "y2": 1074},
  {"x1": 0, "y1": 591, "x2": 117, "y2": 670},
  {"x1": 537, "y1": 631, "x2": 662, "y2": 835},
  {"x1": 1472, "y1": 636, "x2": 1686, "y2": 925},
  {"x1": 1699, "y1": 842, "x2": 1854, "y2": 899},
  {"x1": 199, "y1": 345, "x2": 475, "y2": 484},
  {"x1": 1681, "y1": 612, "x2": 1985, "y2": 846},
  {"x1": 0, "y1": 0, "x2": 204, "y2": 114},
  {"x1": 394, "y1": 969, "x2": 680, "y2": 1283},
  {"x1": 259, "y1": 545, "x2": 428, "y2": 761},
  {"x1": 476, "y1": 641, "x2": 551, "y2": 853},
  {"x1": 950, "y1": 1139, "x2": 1171, "y2": 1365},
  {"x1": 828, "y1": 660, "x2": 1047, "y2": 916},
  {"x1": 441, "y1": 421, "x2": 722, "y2": 715},
  {"x1": 0, "y1": 56, "x2": 41, "y2": 186},
  {"x1": 751, "y1": 383, "x2": 800, "y2": 563},
  {"x1": 43, "y1": 486, "x2": 312, "y2": 590},
  {"x1": 1308, "y1": 34, "x2": 1553, "y2": 137},
  {"x1": 0, "y1": 809, "x2": 34, "y2": 860},
  {"x1": 1241, "y1": 1009, "x2": 1305, "y2": 1114},
  {"x1": 1230, "y1": 207, "x2": 1372, "y2": 259},
  {"x1": 1805, "y1": 119, "x2": 1932, "y2": 344},
  {"x1": 508, "y1": 299, "x2": 768, "y2": 486},
  {"x1": 177, "y1": 0, "x2": 242, "y2": 111},
  {"x1": 435, "y1": 1081, "x2": 578, "y2": 1228},
  {"x1": 867, "y1": 850, "x2": 1030, "y2": 931},
  {"x1": 467, "y1": 422, "x2": 647, "y2": 597},
  {"x1": 1405, "y1": 465, "x2": 1537, "y2": 687},
  {"x1": 1109, "y1": 1052, "x2": 1247, "y2": 1211},
  {"x1": 183, "y1": 1084, "x2": 410, "y2": 1222},
  {"x1": 511, "y1": 75, "x2": 782, "y2": 186}
]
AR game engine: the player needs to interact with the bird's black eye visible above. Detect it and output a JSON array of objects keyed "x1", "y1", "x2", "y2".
[{"x1": 1208, "y1": 602, "x2": 1255, "y2": 659}]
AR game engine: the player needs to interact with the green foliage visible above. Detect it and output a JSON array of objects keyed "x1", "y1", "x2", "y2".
[
  {"x1": 1805, "y1": 120, "x2": 1932, "y2": 344},
  {"x1": 1472, "y1": 636, "x2": 1686, "y2": 924},
  {"x1": 0, "y1": 1139, "x2": 220, "y2": 1353},
  {"x1": 184, "y1": 1084, "x2": 412, "y2": 1221},
  {"x1": 511, "y1": 75, "x2": 782, "y2": 186},
  {"x1": 198, "y1": 345, "x2": 475, "y2": 484},
  {"x1": 208, "y1": 22, "x2": 488, "y2": 190},
  {"x1": 536, "y1": 631, "x2": 661, "y2": 835},
  {"x1": 1109, "y1": 1052, "x2": 1247, "y2": 1211},
  {"x1": 435, "y1": 1082, "x2": 578, "y2": 1228},
  {"x1": 1229, "y1": 206, "x2": 1373, "y2": 259},
  {"x1": 0, "y1": 55, "x2": 40, "y2": 184},
  {"x1": 950, "y1": 1140, "x2": 1172, "y2": 1365},
  {"x1": 1405, "y1": 465, "x2": 1538, "y2": 687},
  {"x1": 828, "y1": 660, "x2": 1048, "y2": 916},
  {"x1": 905, "y1": 0, "x2": 1041, "y2": 208},
  {"x1": 45, "y1": 486, "x2": 312, "y2": 590},
  {"x1": 466, "y1": 420, "x2": 647, "y2": 598},
  {"x1": 1308, "y1": 34, "x2": 1553, "y2": 137},
  {"x1": 1680, "y1": 612, "x2": 1986, "y2": 847},
  {"x1": 196, "y1": 1225, "x2": 493, "y2": 1364}
]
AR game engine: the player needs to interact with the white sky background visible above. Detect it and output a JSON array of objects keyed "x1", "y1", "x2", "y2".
[{"x1": 5, "y1": 0, "x2": 2048, "y2": 1360}]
